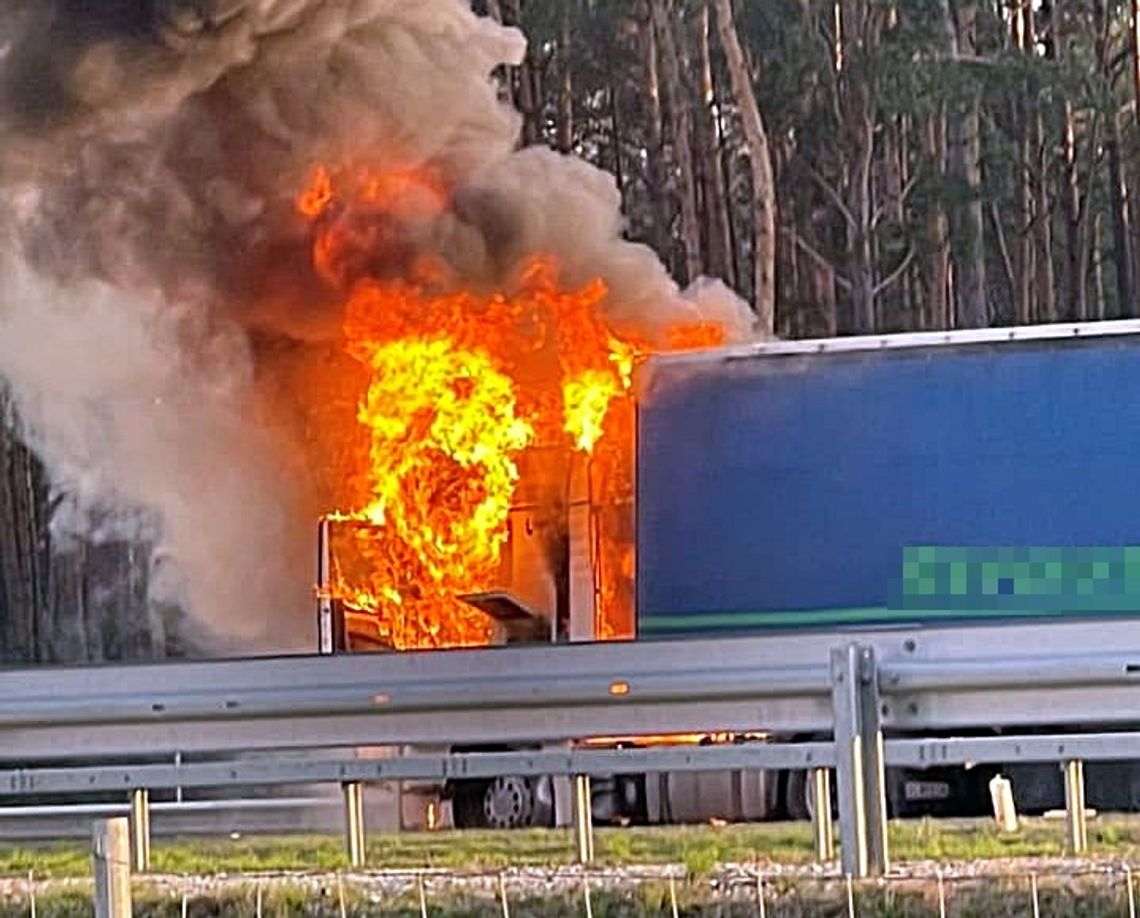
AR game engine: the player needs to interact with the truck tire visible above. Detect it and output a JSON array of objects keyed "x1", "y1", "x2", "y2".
[
  {"x1": 451, "y1": 776, "x2": 554, "y2": 829},
  {"x1": 783, "y1": 770, "x2": 810, "y2": 821},
  {"x1": 784, "y1": 769, "x2": 838, "y2": 822}
]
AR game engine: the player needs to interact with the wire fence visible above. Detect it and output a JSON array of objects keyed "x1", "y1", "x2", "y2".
[{"x1": 11, "y1": 861, "x2": 1140, "y2": 916}]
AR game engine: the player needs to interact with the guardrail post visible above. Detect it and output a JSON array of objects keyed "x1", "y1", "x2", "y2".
[
  {"x1": 1063, "y1": 759, "x2": 1088, "y2": 855},
  {"x1": 810, "y1": 766, "x2": 835, "y2": 862},
  {"x1": 92, "y1": 817, "x2": 132, "y2": 918},
  {"x1": 572, "y1": 774, "x2": 594, "y2": 864},
  {"x1": 128, "y1": 788, "x2": 150, "y2": 872},
  {"x1": 831, "y1": 644, "x2": 888, "y2": 877},
  {"x1": 342, "y1": 781, "x2": 366, "y2": 868}
]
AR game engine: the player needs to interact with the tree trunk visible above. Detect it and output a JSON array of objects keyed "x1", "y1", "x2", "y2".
[
  {"x1": 557, "y1": 9, "x2": 574, "y2": 155},
  {"x1": 1029, "y1": 2, "x2": 1057, "y2": 322},
  {"x1": 641, "y1": 2, "x2": 672, "y2": 261},
  {"x1": 1107, "y1": 114, "x2": 1135, "y2": 318},
  {"x1": 834, "y1": 0, "x2": 877, "y2": 334},
  {"x1": 721, "y1": 132, "x2": 743, "y2": 291},
  {"x1": 945, "y1": 0, "x2": 988, "y2": 328},
  {"x1": 877, "y1": 116, "x2": 909, "y2": 331},
  {"x1": 922, "y1": 111, "x2": 952, "y2": 330},
  {"x1": 1033, "y1": 147, "x2": 1056, "y2": 322},
  {"x1": 0, "y1": 411, "x2": 45, "y2": 662},
  {"x1": 1009, "y1": 0, "x2": 1035, "y2": 324},
  {"x1": 715, "y1": 0, "x2": 777, "y2": 335},
  {"x1": 1092, "y1": 212, "x2": 1106, "y2": 320},
  {"x1": 609, "y1": 82, "x2": 626, "y2": 212},
  {"x1": 1058, "y1": 13, "x2": 1086, "y2": 322},
  {"x1": 695, "y1": 2, "x2": 733, "y2": 284},
  {"x1": 499, "y1": 0, "x2": 540, "y2": 146},
  {"x1": 651, "y1": 0, "x2": 702, "y2": 285},
  {"x1": 1012, "y1": 130, "x2": 1035, "y2": 323},
  {"x1": 1132, "y1": 0, "x2": 1140, "y2": 131}
]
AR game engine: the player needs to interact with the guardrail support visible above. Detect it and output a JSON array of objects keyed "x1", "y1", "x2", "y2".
[
  {"x1": 92, "y1": 817, "x2": 132, "y2": 918},
  {"x1": 810, "y1": 766, "x2": 835, "y2": 862},
  {"x1": 831, "y1": 644, "x2": 888, "y2": 877},
  {"x1": 128, "y1": 789, "x2": 150, "y2": 873},
  {"x1": 572, "y1": 774, "x2": 594, "y2": 864},
  {"x1": 342, "y1": 781, "x2": 365, "y2": 868},
  {"x1": 1063, "y1": 758, "x2": 1088, "y2": 855}
]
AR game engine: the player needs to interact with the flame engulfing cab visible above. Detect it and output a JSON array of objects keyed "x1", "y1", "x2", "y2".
[{"x1": 298, "y1": 163, "x2": 728, "y2": 652}]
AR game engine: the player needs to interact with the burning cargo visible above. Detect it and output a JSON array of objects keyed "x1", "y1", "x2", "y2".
[{"x1": 298, "y1": 161, "x2": 733, "y2": 651}]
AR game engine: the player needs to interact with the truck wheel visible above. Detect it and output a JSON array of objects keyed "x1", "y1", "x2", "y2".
[
  {"x1": 451, "y1": 777, "x2": 554, "y2": 829},
  {"x1": 783, "y1": 770, "x2": 810, "y2": 821},
  {"x1": 483, "y1": 776, "x2": 534, "y2": 828},
  {"x1": 784, "y1": 769, "x2": 838, "y2": 822}
]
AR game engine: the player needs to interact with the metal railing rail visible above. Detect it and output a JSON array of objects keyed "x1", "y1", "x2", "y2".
[
  {"x1": 8, "y1": 633, "x2": 1140, "y2": 876},
  {"x1": 0, "y1": 743, "x2": 835, "y2": 796},
  {"x1": 0, "y1": 634, "x2": 836, "y2": 759}
]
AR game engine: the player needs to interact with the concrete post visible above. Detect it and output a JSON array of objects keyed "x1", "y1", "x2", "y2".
[
  {"x1": 572, "y1": 774, "x2": 594, "y2": 864},
  {"x1": 810, "y1": 766, "x2": 835, "y2": 862},
  {"x1": 128, "y1": 789, "x2": 150, "y2": 873},
  {"x1": 342, "y1": 780, "x2": 366, "y2": 868},
  {"x1": 1063, "y1": 759, "x2": 1088, "y2": 855},
  {"x1": 92, "y1": 817, "x2": 132, "y2": 918}
]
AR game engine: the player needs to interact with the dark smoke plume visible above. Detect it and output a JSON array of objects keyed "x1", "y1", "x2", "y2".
[{"x1": 0, "y1": 0, "x2": 755, "y2": 651}]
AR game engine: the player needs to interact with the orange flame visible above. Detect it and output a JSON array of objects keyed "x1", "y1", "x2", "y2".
[
  {"x1": 297, "y1": 164, "x2": 334, "y2": 219},
  {"x1": 297, "y1": 164, "x2": 725, "y2": 649},
  {"x1": 562, "y1": 370, "x2": 619, "y2": 453}
]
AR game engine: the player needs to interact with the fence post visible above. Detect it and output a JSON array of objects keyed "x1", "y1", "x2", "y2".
[
  {"x1": 92, "y1": 817, "x2": 132, "y2": 918},
  {"x1": 1063, "y1": 758, "x2": 1088, "y2": 855},
  {"x1": 342, "y1": 781, "x2": 366, "y2": 868},
  {"x1": 128, "y1": 788, "x2": 150, "y2": 873},
  {"x1": 572, "y1": 774, "x2": 594, "y2": 864},
  {"x1": 810, "y1": 766, "x2": 835, "y2": 862},
  {"x1": 831, "y1": 644, "x2": 888, "y2": 877}
]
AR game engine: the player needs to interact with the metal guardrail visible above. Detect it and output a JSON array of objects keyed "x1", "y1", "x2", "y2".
[
  {"x1": 0, "y1": 634, "x2": 836, "y2": 758},
  {"x1": 7, "y1": 627, "x2": 1140, "y2": 877},
  {"x1": 0, "y1": 797, "x2": 336, "y2": 840},
  {"x1": 0, "y1": 743, "x2": 835, "y2": 794}
]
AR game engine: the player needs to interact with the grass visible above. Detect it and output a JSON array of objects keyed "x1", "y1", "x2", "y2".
[
  {"x1": 5, "y1": 815, "x2": 1140, "y2": 878},
  {"x1": 0, "y1": 823, "x2": 814, "y2": 878},
  {"x1": 6, "y1": 821, "x2": 1140, "y2": 916}
]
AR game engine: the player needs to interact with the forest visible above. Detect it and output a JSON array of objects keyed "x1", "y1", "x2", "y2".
[
  {"x1": 1, "y1": 0, "x2": 1134, "y2": 664},
  {"x1": 495, "y1": 0, "x2": 1140, "y2": 337}
]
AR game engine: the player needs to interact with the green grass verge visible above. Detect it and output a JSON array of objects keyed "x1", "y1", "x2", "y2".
[{"x1": 4, "y1": 816, "x2": 1140, "y2": 879}]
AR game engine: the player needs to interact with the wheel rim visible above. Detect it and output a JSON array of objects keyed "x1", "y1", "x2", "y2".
[{"x1": 483, "y1": 776, "x2": 533, "y2": 828}]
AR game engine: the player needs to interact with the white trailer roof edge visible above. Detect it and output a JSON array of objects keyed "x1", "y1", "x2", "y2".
[{"x1": 645, "y1": 318, "x2": 1140, "y2": 373}]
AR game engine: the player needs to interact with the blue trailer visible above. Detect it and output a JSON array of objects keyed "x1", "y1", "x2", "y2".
[{"x1": 636, "y1": 320, "x2": 1140, "y2": 815}]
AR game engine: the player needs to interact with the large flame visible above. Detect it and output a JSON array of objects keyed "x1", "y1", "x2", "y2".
[{"x1": 298, "y1": 165, "x2": 725, "y2": 649}]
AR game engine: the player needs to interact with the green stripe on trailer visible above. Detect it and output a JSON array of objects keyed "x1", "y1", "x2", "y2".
[{"x1": 637, "y1": 605, "x2": 1130, "y2": 633}]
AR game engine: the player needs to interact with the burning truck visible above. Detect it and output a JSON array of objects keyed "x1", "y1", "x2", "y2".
[
  {"x1": 0, "y1": 0, "x2": 766, "y2": 827},
  {"x1": 300, "y1": 163, "x2": 770, "y2": 829},
  {"x1": 3, "y1": 2, "x2": 1135, "y2": 830}
]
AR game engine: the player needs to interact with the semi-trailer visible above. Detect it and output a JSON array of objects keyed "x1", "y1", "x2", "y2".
[{"x1": 325, "y1": 319, "x2": 1140, "y2": 827}]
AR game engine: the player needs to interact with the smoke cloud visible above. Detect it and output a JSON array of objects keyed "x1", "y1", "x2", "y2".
[{"x1": 0, "y1": 0, "x2": 755, "y2": 653}]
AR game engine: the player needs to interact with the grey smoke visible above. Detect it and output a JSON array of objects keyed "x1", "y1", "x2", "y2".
[{"x1": 0, "y1": 0, "x2": 755, "y2": 653}]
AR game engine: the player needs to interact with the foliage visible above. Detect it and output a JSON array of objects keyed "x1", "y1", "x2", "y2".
[{"x1": 501, "y1": 0, "x2": 1140, "y2": 333}]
